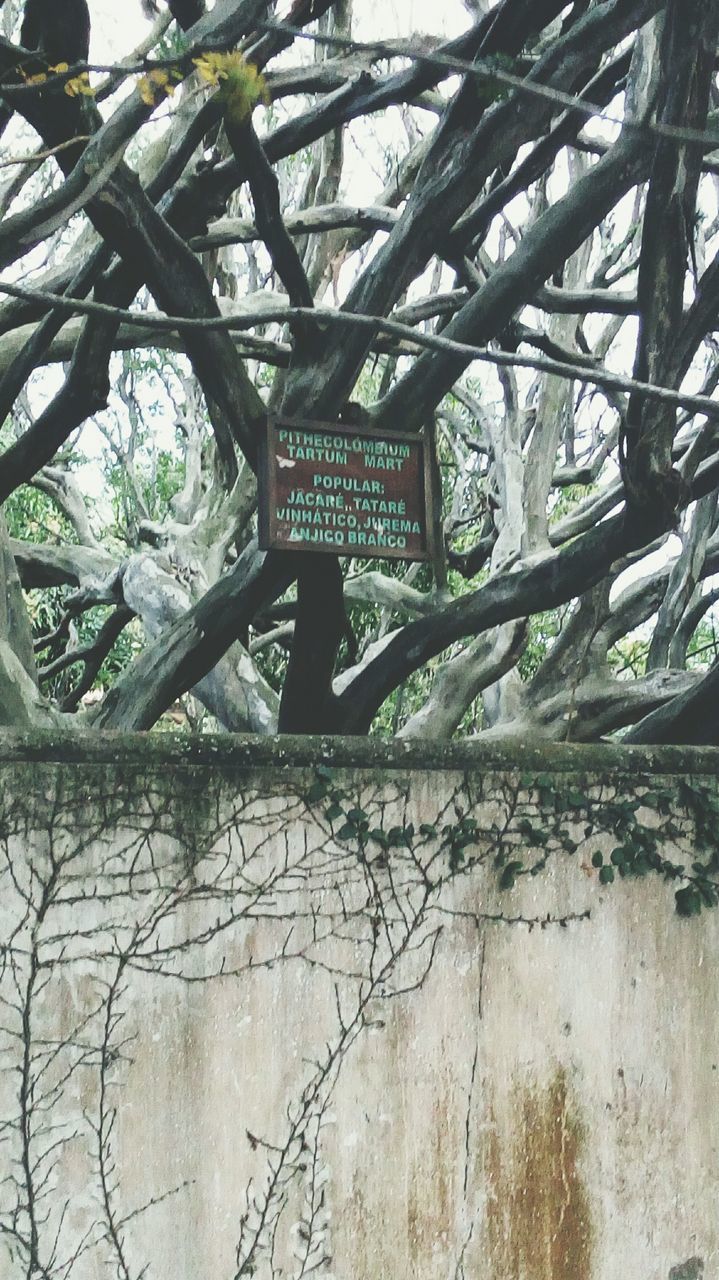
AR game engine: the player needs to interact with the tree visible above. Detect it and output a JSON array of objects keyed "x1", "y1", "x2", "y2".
[{"x1": 1, "y1": 0, "x2": 719, "y2": 742}]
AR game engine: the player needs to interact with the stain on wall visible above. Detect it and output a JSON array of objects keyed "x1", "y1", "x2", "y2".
[{"x1": 485, "y1": 1069, "x2": 593, "y2": 1280}]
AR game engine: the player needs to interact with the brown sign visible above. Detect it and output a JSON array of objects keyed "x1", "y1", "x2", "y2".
[{"x1": 258, "y1": 416, "x2": 432, "y2": 561}]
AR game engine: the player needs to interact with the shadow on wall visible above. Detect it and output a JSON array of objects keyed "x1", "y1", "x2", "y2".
[{"x1": 669, "y1": 1261, "x2": 704, "y2": 1280}]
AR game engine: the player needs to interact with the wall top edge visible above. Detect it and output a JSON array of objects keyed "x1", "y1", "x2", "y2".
[{"x1": 0, "y1": 730, "x2": 718, "y2": 776}]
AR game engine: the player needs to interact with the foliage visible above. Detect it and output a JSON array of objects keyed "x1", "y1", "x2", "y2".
[
  {"x1": 305, "y1": 764, "x2": 719, "y2": 918},
  {"x1": 4, "y1": 483, "x2": 74, "y2": 545}
]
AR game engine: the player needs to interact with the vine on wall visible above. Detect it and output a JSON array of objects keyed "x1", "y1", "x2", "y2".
[
  {"x1": 0, "y1": 758, "x2": 715, "y2": 1279},
  {"x1": 306, "y1": 765, "x2": 719, "y2": 918}
]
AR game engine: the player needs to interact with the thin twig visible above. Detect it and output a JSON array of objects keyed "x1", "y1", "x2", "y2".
[{"x1": 0, "y1": 277, "x2": 715, "y2": 422}]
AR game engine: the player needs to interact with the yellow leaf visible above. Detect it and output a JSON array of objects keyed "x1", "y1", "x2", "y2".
[
  {"x1": 193, "y1": 53, "x2": 227, "y2": 87},
  {"x1": 138, "y1": 75, "x2": 156, "y2": 105},
  {"x1": 137, "y1": 68, "x2": 176, "y2": 106},
  {"x1": 64, "y1": 72, "x2": 94, "y2": 98},
  {"x1": 193, "y1": 51, "x2": 270, "y2": 123}
]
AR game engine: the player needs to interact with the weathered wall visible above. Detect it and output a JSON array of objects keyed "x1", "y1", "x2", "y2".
[{"x1": 0, "y1": 733, "x2": 717, "y2": 1280}]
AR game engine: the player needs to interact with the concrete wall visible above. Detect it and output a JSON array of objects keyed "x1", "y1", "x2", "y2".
[{"x1": 0, "y1": 733, "x2": 717, "y2": 1280}]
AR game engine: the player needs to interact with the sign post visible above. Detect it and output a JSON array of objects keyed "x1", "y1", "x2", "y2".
[{"x1": 258, "y1": 416, "x2": 433, "y2": 562}]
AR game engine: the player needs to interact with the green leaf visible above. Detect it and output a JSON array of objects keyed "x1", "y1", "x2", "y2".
[
  {"x1": 698, "y1": 882, "x2": 718, "y2": 908},
  {"x1": 499, "y1": 860, "x2": 523, "y2": 891},
  {"x1": 591, "y1": 851, "x2": 603, "y2": 868},
  {"x1": 337, "y1": 823, "x2": 356, "y2": 841},
  {"x1": 675, "y1": 886, "x2": 702, "y2": 917},
  {"x1": 599, "y1": 866, "x2": 615, "y2": 885},
  {"x1": 419, "y1": 823, "x2": 437, "y2": 838},
  {"x1": 325, "y1": 802, "x2": 344, "y2": 823},
  {"x1": 387, "y1": 826, "x2": 409, "y2": 847},
  {"x1": 306, "y1": 781, "x2": 328, "y2": 803}
]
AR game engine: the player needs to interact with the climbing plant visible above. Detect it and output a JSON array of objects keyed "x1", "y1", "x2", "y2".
[{"x1": 305, "y1": 765, "x2": 719, "y2": 918}]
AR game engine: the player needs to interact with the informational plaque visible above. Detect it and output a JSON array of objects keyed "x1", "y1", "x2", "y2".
[{"x1": 258, "y1": 416, "x2": 432, "y2": 561}]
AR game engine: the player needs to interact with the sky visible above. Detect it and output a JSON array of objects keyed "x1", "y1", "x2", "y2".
[{"x1": 88, "y1": 0, "x2": 470, "y2": 64}]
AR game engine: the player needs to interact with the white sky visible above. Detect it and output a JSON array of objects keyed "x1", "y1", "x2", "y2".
[{"x1": 88, "y1": 0, "x2": 470, "y2": 64}]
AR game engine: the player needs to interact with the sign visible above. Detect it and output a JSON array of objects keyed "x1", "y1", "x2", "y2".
[{"x1": 258, "y1": 416, "x2": 432, "y2": 561}]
